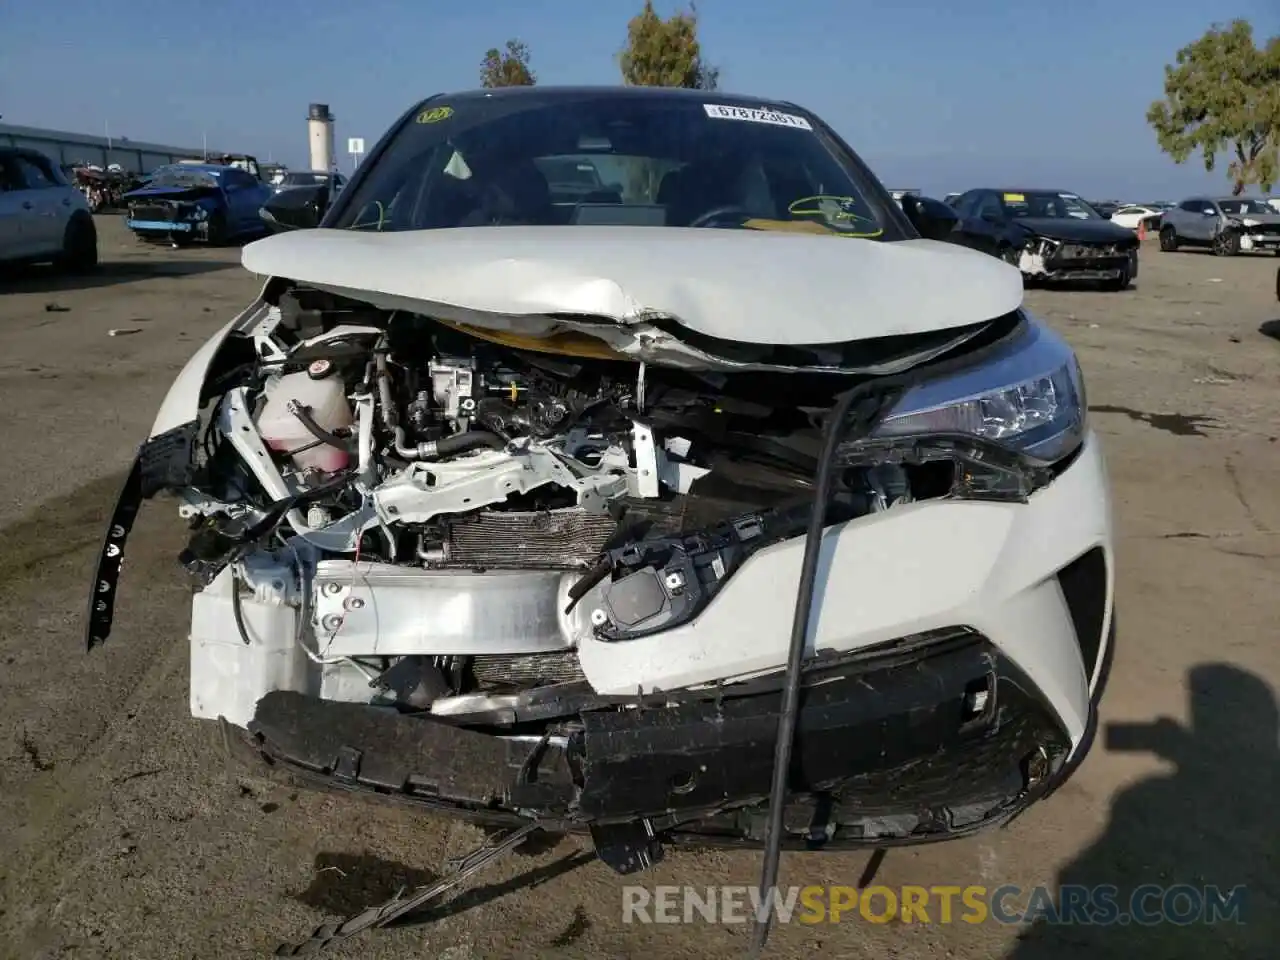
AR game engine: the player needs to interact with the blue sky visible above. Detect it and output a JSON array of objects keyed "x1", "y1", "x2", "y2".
[{"x1": 2, "y1": 0, "x2": 1276, "y2": 199}]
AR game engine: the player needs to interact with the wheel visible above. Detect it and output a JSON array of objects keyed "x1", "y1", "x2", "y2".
[
  {"x1": 206, "y1": 210, "x2": 229, "y2": 246},
  {"x1": 1101, "y1": 263, "x2": 1130, "y2": 292},
  {"x1": 1158, "y1": 225, "x2": 1179, "y2": 252},
  {"x1": 1212, "y1": 229, "x2": 1240, "y2": 257},
  {"x1": 55, "y1": 215, "x2": 98, "y2": 273}
]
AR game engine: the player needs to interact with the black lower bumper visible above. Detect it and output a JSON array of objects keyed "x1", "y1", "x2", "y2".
[
  {"x1": 236, "y1": 629, "x2": 1082, "y2": 855},
  {"x1": 1041, "y1": 254, "x2": 1133, "y2": 280}
]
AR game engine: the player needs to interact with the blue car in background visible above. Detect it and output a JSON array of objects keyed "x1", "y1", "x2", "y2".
[{"x1": 123, "y1": 163, "x2": 273, "y2": 245}]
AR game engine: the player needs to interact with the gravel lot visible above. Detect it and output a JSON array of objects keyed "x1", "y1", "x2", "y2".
[{"x1": 0, "y1": 216, "x2": 1277, "y2": 960}]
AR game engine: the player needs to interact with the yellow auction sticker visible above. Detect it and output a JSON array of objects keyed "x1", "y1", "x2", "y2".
[
  {"x1": 1003, "y1": 193, "x2": 1025, "y2": 202},
  {"x1": 417, "y1": 106, "x2": 454, "y2": 124}
]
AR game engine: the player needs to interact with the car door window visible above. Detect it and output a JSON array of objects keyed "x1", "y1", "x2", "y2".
[
  {"x1": 223, "y1": 170, "x2": 251, "y2": 192},
  {"x1": 13, "y1": 156, "x2": 57, "y2": 190},
  {"x1": 976, "y1": 192, "x2": 1004, "y2": 221},
  {"x1": 0, "y1": 155, "x2": 24, "y2": 192},
  {"x1": 952, "y1": 192, "x2": 979, "y2": 217},
  {"x1": 1178, "y1": 200, "x2": 1202, "y2": 213}
]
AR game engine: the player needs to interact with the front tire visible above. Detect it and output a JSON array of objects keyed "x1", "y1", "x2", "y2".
[
  {"x1": 56, "y1": 215, "x2": 98, "y2": 273},
  {"x1": 1101, "y1": 262, "x2": 1131, "y2": 292},
  {"x1": 1212, "y1": 229, "x2": 1240, "y2": 257},
  {"x1": 206, "y1": 211, "x2": 228, "y2": 246},
  {"x1": 1158, "y1": 225, "x2": 1179, "y2": 252}
]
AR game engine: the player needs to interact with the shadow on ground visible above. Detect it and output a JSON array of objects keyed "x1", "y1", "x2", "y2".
[
  {"x1": 0, "y1": 258, "x2": 235, "y2": 294},
  {"x1": 1003, "y1": 663, "x2": 1278, "y2": 959},
  {"x1": 1260, "y1": 319, "x2": 1280, "y2": 341}
]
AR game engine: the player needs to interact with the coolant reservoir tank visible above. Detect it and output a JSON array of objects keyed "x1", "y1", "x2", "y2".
[{"x1": 256, "y1": 360, "x2": 353, "y2": 473}]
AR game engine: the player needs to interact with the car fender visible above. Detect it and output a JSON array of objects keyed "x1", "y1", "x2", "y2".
[
  {"x1": 88, "y1": 288, "x2": 275, "y2": 650},
  {"x1": 150, "y1": 291, "x2": 272, "y2": 438}
]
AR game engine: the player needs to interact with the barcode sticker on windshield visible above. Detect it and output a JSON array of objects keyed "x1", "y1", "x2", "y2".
[{"x1": 703, "y1": 104, "x2": 813, "y2": 130}]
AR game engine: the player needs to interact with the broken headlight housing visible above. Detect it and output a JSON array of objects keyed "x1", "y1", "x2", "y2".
[
  {"x1": 872, "y1": 315, "x2": 1084, "y2": 465},
  {"x1": 837, "y1": 314, "x2": 1085, "y2": 500}
]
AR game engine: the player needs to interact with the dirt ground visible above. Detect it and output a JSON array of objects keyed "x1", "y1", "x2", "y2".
[{"x1": 0, "y1": 217, "x2": 1276, "y2": 960}]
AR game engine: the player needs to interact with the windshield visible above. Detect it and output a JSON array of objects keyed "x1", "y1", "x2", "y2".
[
  {"x1": 1219, "y1": 199, "x2": 1271, "y2": 215},
  {"x1": 330, "y1": 93, "x2": 903, "y2": 238},
  {"x1": 1000, "y1": 191, "x2": 1101, "y2": 220},
  {"x1": 148, "y1": 165, "x2": 220, "y2": 188}
]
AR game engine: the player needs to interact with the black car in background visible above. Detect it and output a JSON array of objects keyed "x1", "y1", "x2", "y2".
[{"x1": 947, "y1": 188, "x2": 1139, "y2": 290}]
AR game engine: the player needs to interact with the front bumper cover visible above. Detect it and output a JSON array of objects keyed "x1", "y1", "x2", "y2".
[{"x1": 231, "y1": 625, "x2": 1101, "y2": 856}]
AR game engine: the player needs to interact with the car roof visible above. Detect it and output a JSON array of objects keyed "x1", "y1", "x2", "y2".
[{"x1": 415, "y1": 84, "x2": 806, "y2": 115}]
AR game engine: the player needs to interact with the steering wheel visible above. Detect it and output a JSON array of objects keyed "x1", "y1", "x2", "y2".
[{"x1": 687, "y1": 205, "x2": 749, "y2": 228}]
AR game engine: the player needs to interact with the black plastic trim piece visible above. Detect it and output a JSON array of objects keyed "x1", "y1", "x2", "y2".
[
  {"x1": 84, "y1": 457, "x2": 142, "y2": 650},
  {"x1": 85, "y1": 420, "x2": 200, "y2": 651}
]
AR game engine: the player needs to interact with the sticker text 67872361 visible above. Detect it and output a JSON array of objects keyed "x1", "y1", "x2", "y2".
[{"x1": 703, "y1": 104, "x2": 813, "y2": 131}]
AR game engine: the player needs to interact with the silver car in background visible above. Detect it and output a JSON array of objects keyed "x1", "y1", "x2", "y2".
[
  {"x1": 1158, "y1": 196, "x2": 1280, "y2": 257},
  {"x1": 0, "y1": 147, "x2": 99, "y2": 270}
]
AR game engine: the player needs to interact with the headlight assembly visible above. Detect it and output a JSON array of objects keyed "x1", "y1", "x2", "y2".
[{"x1": 838, "y1": 313, "x2": 1086, "y2": 499}]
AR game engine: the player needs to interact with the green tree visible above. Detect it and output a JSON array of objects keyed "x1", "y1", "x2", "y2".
[
  {"x1": 480, "y1": 39, "x2": 536, "y2": 88},
  {"x1": 1146, "y1": 20, "x2": 1280, "y2": 194},
  {"x1": 617, "y1": 2, "x2": 719, "y2": 200},
  {"x1": 618, "y1": 1, "x2": 719, "y2": 90}
]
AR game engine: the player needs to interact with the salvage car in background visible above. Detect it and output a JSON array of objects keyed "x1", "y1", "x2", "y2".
[
  {"x1": 123, "y1": 162, "x2": 273, "y2": 246},
  {"x1": 1159, "y1": 196, "x2": 1280, "y2": 256},
  {"x1": 0, "y1": 147, "x2": 98, "y2": 270},
  {"x1": 1109, "y1": 204, "x2": 1165, "y2": 232},
  {"x1": 271, "y1": 169, "x2": 347, "y2": 195},
  {"x1": 89, "y1": 85, "x2": 1113, "y2": 951},
  {"x1": 258, "y1": 180, "x2": 336, "y2": 232},
  {"x1": 948, "y1": 188, "x2": 1139, "y2": 289}
]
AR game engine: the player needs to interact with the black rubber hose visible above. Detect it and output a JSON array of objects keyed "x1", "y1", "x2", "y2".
[
  {"x1": 230, "y1": 567, "x2": 253, "y2": 646},
  {"x1": 287, "y1": 401, "x2": 358, "y2": 453},
  {"x1": 431, "y1": 430, "x2": 507, "y2": 457},
  {"x1": 746, "y1": 384, "x2": 886, "y2": 956}
]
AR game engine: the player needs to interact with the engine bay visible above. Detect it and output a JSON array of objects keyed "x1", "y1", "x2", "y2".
[{"x1": 131, "y1": 284, "x2": 1022, "y2": 723}]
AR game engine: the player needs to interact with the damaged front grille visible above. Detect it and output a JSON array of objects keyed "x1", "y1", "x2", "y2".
[
  {"x1": 131, "y1": 202, "x2": 179, "y2": 221},
  {"x1": 1057, "y1": 242, "x2": 1128, "y2": 259},
  {"x1": 442, "y1": 509, "x2": 618, "y2": 569}
]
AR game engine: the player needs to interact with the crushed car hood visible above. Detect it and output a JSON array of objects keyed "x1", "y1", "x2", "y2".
[
  {"x1": 1012, "y1": 218, "x2": 1136, "y2": 243},
  {"x1": 241, "y1": 226, "x2": 1023, "y2": 366}
]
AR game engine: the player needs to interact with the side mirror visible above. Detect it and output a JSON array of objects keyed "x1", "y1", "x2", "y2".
[
  {"x1": 259, "y1": 184, "x2": 330, "y2": 232},
  {"x1": 901, "y1": 194, "x2": 961, "y2": 240}
]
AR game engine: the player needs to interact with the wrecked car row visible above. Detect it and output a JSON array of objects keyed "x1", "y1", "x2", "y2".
[
  {"x1": 88, "y1": 86, "x2": 1114, "y2": 952},
  {"x1": 946, "y1": 189, "x2": 1141, "y2": 289}
]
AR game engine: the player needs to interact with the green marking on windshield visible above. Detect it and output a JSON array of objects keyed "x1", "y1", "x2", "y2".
[{"x1": 786, "y1": 195, "x2": 884, "y2": 238}]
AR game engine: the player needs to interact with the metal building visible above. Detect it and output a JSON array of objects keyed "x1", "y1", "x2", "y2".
[{"x1": 0, "y1": 122, "x2": 224, "y2": 173}]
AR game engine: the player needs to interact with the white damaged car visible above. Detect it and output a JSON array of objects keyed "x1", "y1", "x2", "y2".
[{"x1": 87, "y1": 87, "x2": 1113, "y2": 930}]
